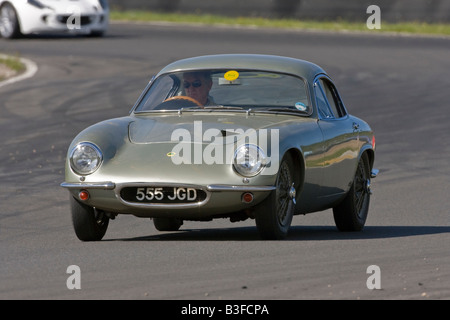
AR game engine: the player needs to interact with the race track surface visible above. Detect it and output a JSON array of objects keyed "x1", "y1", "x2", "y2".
[{"x1": 1, "y1": 22, "x2": 449, "y2": 300}]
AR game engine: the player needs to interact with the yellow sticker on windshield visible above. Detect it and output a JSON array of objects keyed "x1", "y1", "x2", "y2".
[{"x1": 224, "y1": 70, "x2": 239, "y2": 81}]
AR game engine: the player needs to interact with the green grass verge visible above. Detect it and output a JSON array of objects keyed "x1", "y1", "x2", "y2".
[
  {"x1": 110, "y1": 10, "x2": 450, "y2": 36},
  {"x1": 0, "y1": 55, "x2": 25, "y2": 81}
]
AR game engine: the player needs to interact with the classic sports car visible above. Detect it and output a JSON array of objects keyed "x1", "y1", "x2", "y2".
[
  {"x1": 0, "y1": 0, "x2": 109, "y2": 38},
  {"x1": 61, "y1": 54, "x2": 378, "y2": 240}
]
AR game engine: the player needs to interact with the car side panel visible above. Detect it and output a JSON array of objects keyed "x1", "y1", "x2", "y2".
[
  {"x1": 317, "y1": 115, "x2": 359, "y2": 194},
  {"x1": 317, "y1": 115, "x2": 374, "y2": 207}
]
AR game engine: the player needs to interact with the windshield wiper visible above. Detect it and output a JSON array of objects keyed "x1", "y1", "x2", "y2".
[
  {"x1": 255, "y1": 107, "x2": 310, "y2": 115},
  {"x1": 177, "y1": 105, "x2": 246, "y2": 115},
  {"x1": 203, "y1": 105, "x2": 245, "y2": 110},
  {"x1": 178, "y1": 105, "x2": 244, "y2": 111}
]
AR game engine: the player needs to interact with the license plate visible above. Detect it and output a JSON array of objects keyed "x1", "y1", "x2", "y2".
[{"x1": 120, "y1": 186, "x2": 206, "y2": 204}]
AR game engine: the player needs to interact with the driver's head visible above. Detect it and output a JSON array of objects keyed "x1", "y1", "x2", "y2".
[{"x1": 183, "y1": 71, "x2": 212, "y2": 106}]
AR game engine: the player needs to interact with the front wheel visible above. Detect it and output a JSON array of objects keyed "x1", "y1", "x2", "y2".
[
  {"x1": 0, "y1": 4, "x2": 21, "y2": 39},
  {"x1": 254, "y1": 154, "x2": 296, "y2": 240},
  {"x1": 333, "y1": 152, "x2": 371, "y2": 231},
  {"x1": 71, "y1": 197, "x2": 109, "y2": 241}
]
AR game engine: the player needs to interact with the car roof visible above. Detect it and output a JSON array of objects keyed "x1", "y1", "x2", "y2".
[{"x1": 156, "y1": 54, "x2": 326, "y2": 81}]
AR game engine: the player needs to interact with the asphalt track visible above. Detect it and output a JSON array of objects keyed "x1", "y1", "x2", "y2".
[{"x1": 0, "y1": 22, "x2": 449, "y2": 301}]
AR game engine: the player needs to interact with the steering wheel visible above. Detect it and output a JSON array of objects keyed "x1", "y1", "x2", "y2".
[
  {"x1": 153, "y1": 95, "x2": 202, "y2": 110},
  {"x1": 164, "y1": 96, "x2": 202, "y2": 106}
]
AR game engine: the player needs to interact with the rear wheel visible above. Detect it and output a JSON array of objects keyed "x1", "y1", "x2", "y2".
[
  {"x1": 153, "y1": 217, "x2": 183, "y2": 231},
  {"x1": 333, "y1": 153, "x2": 371, "y2": 231},
  {"x1": 254, "y1": 154, "x2": 296, "y2": 239},
  {"x1": 71, "y1": 197, "x2": 109, "y2": 241},
  {"x1": 0, "y1": 4, "x2": 21, "y2": 39}
]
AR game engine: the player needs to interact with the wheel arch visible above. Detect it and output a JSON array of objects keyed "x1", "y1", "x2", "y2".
[
  {"x1": 360, "y1": 145, "x2": 375, "y2": 171},
  {"x1": 284, "y1": 147, "x2": 305, "y2": 196}
]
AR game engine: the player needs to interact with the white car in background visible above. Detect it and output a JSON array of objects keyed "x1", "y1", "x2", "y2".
[{"x1": 0, "y1": 0, "x2": 109, "y2": 38}]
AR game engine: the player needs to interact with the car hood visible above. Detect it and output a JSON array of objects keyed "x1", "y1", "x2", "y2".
[
  {"x1": 129, "y1": 112, "x2": 310, "y2": 144},
  {"x1": 38, "y1": 0, "x2": 105, "y2": 13},
  {"x1": 66, "y1": 112, "x2": 315, "y2": 185}
]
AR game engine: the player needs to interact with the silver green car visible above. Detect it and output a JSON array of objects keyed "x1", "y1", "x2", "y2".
[{"x1": 61, "y1": 54, "x2": 378, "y2": 241}]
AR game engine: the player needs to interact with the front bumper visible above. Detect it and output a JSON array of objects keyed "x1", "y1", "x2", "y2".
[
  {"x1": 20, "y1": 11, "x2": 108, "y2": 35},
  {"x1": 61, "y1": 181, "x2": 274, "y2": 218}
]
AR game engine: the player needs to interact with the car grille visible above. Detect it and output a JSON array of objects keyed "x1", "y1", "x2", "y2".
[{"x1": 57, "y1": 15, "x2": 95, "y2": 26}]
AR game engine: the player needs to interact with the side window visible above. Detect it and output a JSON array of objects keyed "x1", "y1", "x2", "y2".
[
  {"x1": 320, "y1": 79, "x2": 340, "y2": 118},
  {"x1": 314, "y1": 80, "x2": 334, "y2": 119},
  {"x1": 314, "y1": 78, "x2": 347, "y2": 119}
]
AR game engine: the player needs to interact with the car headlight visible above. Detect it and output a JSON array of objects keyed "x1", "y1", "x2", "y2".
[
  {"x1": 233, "y1": 144, "x2": 266, "y2": 177},
  {"x1": 70, "y1": 142, "x2": 103, "y2": 175}
]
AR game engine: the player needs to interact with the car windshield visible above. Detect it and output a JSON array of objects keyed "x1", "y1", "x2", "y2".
[{"x1": 134, "y1": 69, "x2": 310, "y2": 113}]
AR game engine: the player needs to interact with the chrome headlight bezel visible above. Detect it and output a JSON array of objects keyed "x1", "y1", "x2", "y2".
[
  {"x1": 69, "y1": 142, "x2": 103, "y2": 175},
  {"x1": 233, "y1": 144, "x2": 267, "y2": 177}
]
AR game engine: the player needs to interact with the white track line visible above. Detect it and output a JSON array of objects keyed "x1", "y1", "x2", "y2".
[{"x1": 0, "y1": 55, "x2": 38, "y2": 89}]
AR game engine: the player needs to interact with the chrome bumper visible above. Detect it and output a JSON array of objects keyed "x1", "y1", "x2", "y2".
[
  {"x1": 60, "y1": 181, "x2": 275, "y2": 211},
  {"x1": 60, "y1": 182, "x2": 116, "y2": 190},
  {"x1": 60, "y1": 182, "x2": 275, "y2": 192},
  {"x1": 371, "y1": 169, "x2": 379, "y2": 179}
]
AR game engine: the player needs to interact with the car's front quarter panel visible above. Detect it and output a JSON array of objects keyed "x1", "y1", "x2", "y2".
[{"x1": 64, "y1": 116, "x2": 131, "y2": 183}]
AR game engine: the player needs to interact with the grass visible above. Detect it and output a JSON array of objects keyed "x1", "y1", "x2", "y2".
[
  {"x1": 110, "y1": 10, "x2": 450, "y2": 37},
  {"x1": 0, "y1": 55, "x2": 25, "y2": 81}
]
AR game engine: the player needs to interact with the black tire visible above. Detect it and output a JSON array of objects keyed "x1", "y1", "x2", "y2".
[
  {"x1": 333, "y1": 152, "x2": 371, "y2": 231},
  {"x1": 254, "y1": 154, "x2": 296, "y2": 239},
  {"x1": 0, "y1": 3, "x2": 22, "y2": 39},
  {"x1": 153, "y1": 217, "x2": 183, "y2": 231},
  {"x1": 71, "y1": 197, "x2": 109, "y2": 241},
  {"x1": 88, "y1": 31, "x2": 105, "y2": 37}
]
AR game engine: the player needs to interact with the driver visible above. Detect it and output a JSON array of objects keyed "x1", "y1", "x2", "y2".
[{"x1": 183, "y1": 71, "x2": 215, "y2": 106}]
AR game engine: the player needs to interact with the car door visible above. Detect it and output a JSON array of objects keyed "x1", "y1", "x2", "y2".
[{"x1": 314, "y1": 76, "x2": 360, "y2": 203}]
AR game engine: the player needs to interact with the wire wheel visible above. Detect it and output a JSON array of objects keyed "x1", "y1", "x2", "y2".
[
  {"x1": 333, "y1": 153, "x2": 371, "y2": 231},
  {"x1": 255, "y1": 154, "x2": 296, "y2": 239},
  {"x1": 275, "y1": 160, "x2": 295, "y2": 226},
  {"x1": 353, "y1": 157, "x2": 371, "y2": 220}
]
